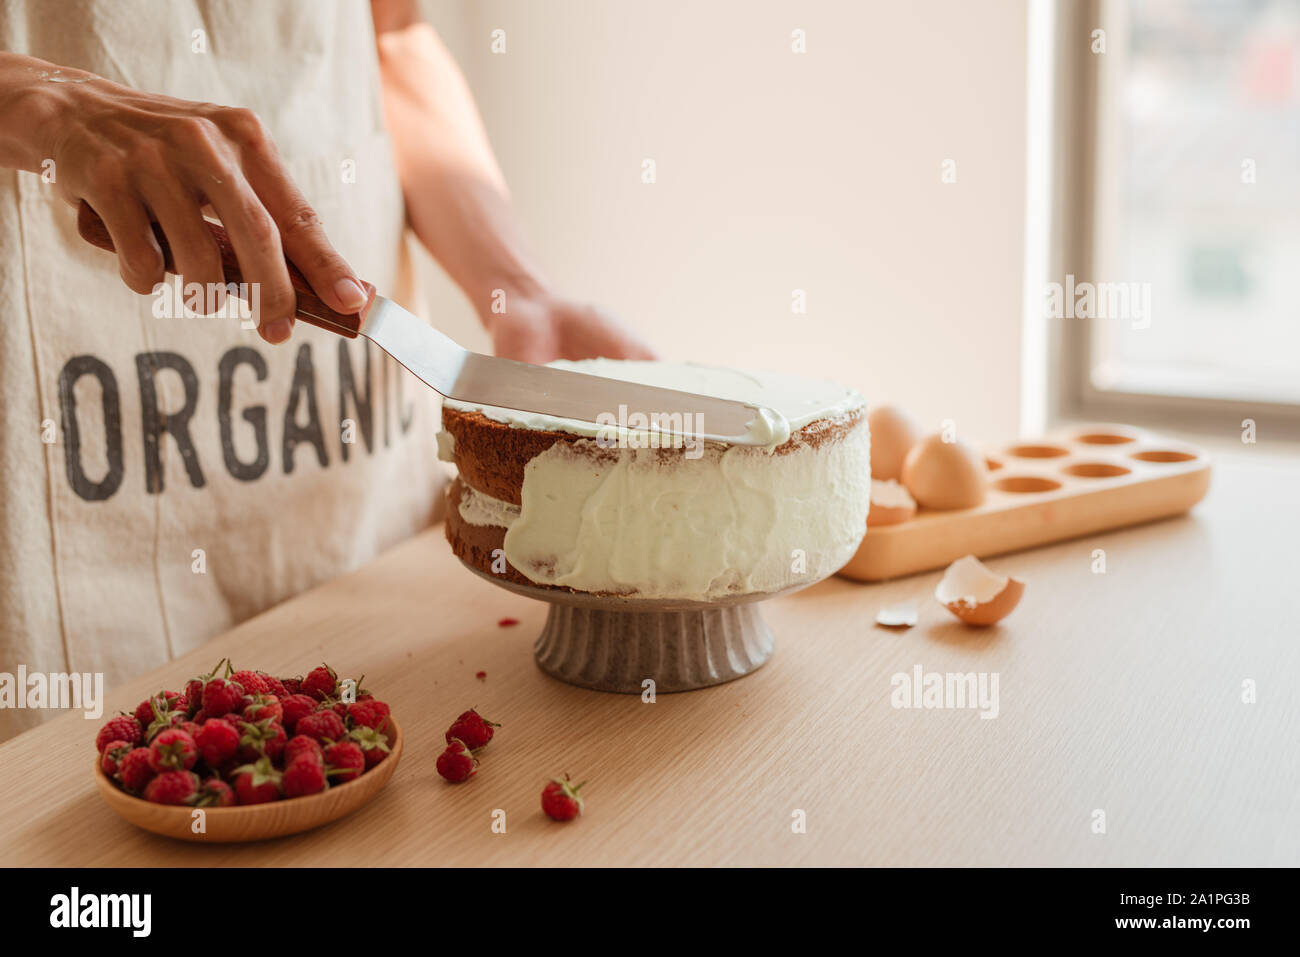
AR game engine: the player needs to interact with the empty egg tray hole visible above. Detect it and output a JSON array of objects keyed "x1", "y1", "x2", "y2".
[
  {"x1": 1075, "y1": 431, "x2": 1138, "y2": 445},
  {"x1": 1062, "y1": 462, "x2": 1131, "y2": 478},
  {"x1": 1006, "y1": 444, "x2": 1070, "y2": 459},
  {"x1": 1131, "y1": 450, "x2": 1197, "y2": 463},
  {"x1": 993, "y1": 475, "x2": 1062, "y2": 493}
]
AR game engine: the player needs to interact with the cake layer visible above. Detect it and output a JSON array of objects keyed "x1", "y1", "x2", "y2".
[{"x1": 445, "y1": 477, "x2": 551, "y2": 592}]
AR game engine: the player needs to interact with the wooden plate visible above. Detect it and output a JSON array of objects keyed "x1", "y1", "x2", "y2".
[
  {"x1": 93, "y1": 717, "x2": 403, "y2": 843},
  {"x1": 838, "y1": 425, "x2": 1212, "y2": 582}
]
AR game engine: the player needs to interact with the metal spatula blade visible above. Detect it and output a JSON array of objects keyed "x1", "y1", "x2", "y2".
[{"x1": 360, "y1": 298, "x2": 775, "y2": 445}]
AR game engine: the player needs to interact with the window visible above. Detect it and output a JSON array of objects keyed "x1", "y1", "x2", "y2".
[{"x1": 1053, "y1": 0, "x2": 1300, "y2": 424}]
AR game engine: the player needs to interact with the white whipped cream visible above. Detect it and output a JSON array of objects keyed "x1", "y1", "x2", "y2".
[
  {"x1": 458, "y1": 483, "x2": 521, "y2": 528},
  {"x1": 503, "y1": 422, "x2": 868, "y2": 600},
  {"x1": 442, "y1": 358, "x2": 861, "y2": 449}
]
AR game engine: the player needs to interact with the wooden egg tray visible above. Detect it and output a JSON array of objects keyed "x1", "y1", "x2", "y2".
[{"x1": 837, "y1": 424, "x2": 1212, "y2": 582}]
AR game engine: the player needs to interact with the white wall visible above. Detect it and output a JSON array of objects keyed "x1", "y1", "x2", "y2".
[{"x1": 419, "y1": 0, "x2": 1029, "y2": 441}]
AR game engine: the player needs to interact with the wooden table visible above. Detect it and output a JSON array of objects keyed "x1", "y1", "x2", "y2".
[{"x1": 3, "y1": 447, "x2": 1297, "y2": 866}]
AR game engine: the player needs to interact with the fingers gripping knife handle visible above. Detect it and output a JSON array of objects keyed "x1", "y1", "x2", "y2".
[{"x1": 75, "y1": 201, "x2": 376, "y2": 338}]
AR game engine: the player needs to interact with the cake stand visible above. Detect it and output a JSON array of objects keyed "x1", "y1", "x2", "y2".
[{"x1": 462, "y1": 562, "x2": 822, "y2": 693}]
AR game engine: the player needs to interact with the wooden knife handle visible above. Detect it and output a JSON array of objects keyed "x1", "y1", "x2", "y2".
[{"x1": 76, "y1": 200, "x2": 374, "y2": 338}]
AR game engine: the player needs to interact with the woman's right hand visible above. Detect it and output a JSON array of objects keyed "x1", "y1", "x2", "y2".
[{"x1": 0, "y1": 52, "x2": 367, "y2": 344}]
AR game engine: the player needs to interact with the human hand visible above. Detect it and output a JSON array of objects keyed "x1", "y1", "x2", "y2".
[
  {"x1": 485, "y1": 294, "x2": 657, "y2": 364},
  {"x1": 0, "y1": 54, "x2": 366, "y2": 344}
]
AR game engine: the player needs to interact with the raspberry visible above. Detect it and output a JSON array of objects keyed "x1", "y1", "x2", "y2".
[
  {"x1": 195, "y1": 777, "x2": 235, "y2": 807},
  {"x1": 229, "y1": 669, "x2": 271, "y2": 696},
  {"x1": 96, "y1": 715, "x2": 142, "y2": 753},
  {"x1": 323, "y1": 741, "x2": 365, "y2": 783},
  {"x1": 296, "y1": 710, "x2": 346, "y2": 744},
  {"x1": 261, "y1": 675, "x2": 289, "y2": 698},
  {"x1": 347, "y1": 700, "x2": 390, "y2": 732},
  {"x1": 445, "y1": 709, "x2": 499, "y2": 751},
  {"x1": 148, "y1": 728, "x2": 198, "y2": 771},
  {"x1": 283, "y1": 755, "x2": 328, "y2": 797},
  {"x1": 284, "y1": 735, "x2": 324, "y2": 765},
  {"x1": 133, "y1": 690, "x2": 186, "y2": 727},
  {"x1": 117, "y1": 748, "x2": 155, "y2": 792},
  {"x1": 280, "y1": 676, "x2": 303, "y2": 696},
  {"x1": 242, "y1": 693, "x2": 282, "y2": 725},
  {"x1": 280, "y1": 694, "x2": 317, "y2": 734},
  {"x1": 498, "y1": 618, "x2": 519, "y2": 627},
  {"x1": 541, "y1": 775, "x2": 585, "y2": 821},
  {"x1": 202, "y1": 677, "x2": 244, "y2": 717},
  {"x1": 100, "y1": 741, "x2": 132, "y2": 776},
  {"x1": 348, "y1": 726, "x2": 391, "y2": 769},
  {"x1": 301, "y1": 664, "x2": 338, "y2": 701},
  {"x1": 436, "y1": 739, "x2": 477, "y2": 783},
  {"x1": 232, "y1": 757, "x2": 283, "y2": 804},
  {"x1": 143, "y1": 707, "x2": 186, "y2": 743},
  {"x1": 144, "y1": 770, "x2": 199, "y2": 805},
  {"x1": 184, "y1": 658, "x2": 228, "y2": 717},
  {"x1": 236, "y1": 718, "x2": 287, "y2": 764},
  {"x1": 195, "y1": 718, "x2": 240, "y2": 767}
]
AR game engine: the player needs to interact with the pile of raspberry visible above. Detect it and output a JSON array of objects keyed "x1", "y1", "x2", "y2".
[
  {"x1": 435, "y1": 708, "x2": 584, "y2": 821},
  {"x1": 94, "y1": 660, "x2": 392, "y2": 806}
]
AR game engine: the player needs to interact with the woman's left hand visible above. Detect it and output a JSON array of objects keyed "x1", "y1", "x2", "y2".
[{"x1": 486, "y1": 294, "x2": 657, "y2": 364}]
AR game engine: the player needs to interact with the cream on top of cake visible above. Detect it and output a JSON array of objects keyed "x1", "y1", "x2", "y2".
[{"x1": 441, "y1": 358, "x2": 865, "y2": 446}]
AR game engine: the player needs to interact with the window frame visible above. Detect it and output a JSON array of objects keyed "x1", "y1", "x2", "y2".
[{"x1": 1045, "y1": 0, "x2": 1300, "y2": 440}]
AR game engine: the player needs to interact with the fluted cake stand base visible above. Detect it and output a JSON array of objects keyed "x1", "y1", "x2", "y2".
[{"x1": 463, "y1": 564, "x2": 809, "y2": 693}]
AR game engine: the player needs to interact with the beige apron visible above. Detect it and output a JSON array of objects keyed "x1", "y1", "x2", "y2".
[{"x1": 0, "y1": 0, "x2": 445, "y2": 739}]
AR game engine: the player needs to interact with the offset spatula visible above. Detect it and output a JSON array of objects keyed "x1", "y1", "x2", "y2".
[{"x1": 76, "y1": 203, "x2": 784, "y2": 446}]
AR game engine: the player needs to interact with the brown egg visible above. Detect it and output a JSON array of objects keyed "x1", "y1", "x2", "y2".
[
  {"x1": 867, "y1": 405, "x2": 923, "y2": 482},
  {"x1": 901, "y1": 433, "x2": 987, "y2": 509}
]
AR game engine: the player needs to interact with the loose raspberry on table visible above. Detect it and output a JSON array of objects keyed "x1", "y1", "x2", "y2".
[
  {"x1": 436, "y1": 739, "x2": 477, "y2": 783},
  {"x1": 445, "y1": 709, "x2": 499, "y2": 751},
  {"x1": 541, "y1": 775, "x2": 585, "y2": 822}
]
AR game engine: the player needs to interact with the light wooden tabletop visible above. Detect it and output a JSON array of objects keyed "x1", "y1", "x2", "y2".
[{"x1": 2, "y1": 448, "x2": 1297, "y2": 866}]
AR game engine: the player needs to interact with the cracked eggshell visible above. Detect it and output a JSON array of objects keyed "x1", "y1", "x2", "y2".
[
  {"x1": 867, "y1": 405, "x2": 923, "y2": 482},
  {"x1": 867, "y1": 478, "x2": 917, "y2": 527},
  {"x1": 935, "y1": 555, "x2": 1024, "y2": 626},
  {"x1": 901, "y1": 433, "x2": 987, "y2": 509},
  {"x1": 875, "y1": 602, "x2": 918, "y2": 628}
]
